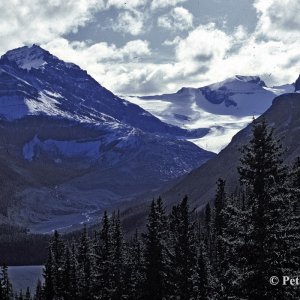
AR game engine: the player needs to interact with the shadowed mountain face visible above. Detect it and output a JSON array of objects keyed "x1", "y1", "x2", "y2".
[
  {"x1": 295, "y1": 74, "x2": 300, "y2": 91},
  {"x1": 0, "y1": 45, "x2": 214, "y2": 232}
]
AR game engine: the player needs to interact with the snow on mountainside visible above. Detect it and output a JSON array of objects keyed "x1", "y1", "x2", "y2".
[
  {"x1": 0, "y1": 45, "x2": 215, "y2": 232},
  {"x1": 126, "y1": 75, "x2": 294, "y2": 152},
  {"x1": 0, "y1": 45, "x2": 206, "y2": 138}
]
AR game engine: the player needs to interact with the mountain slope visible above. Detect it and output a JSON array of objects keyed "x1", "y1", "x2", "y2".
[
  {"x1": 161, "y1": 92, "x2": 300, "y2": 209},
  {"x1": 0, "y1": 45, "x2": 214, "y2": 232},
  {"x1": 0, "y1": 45, "x2": 206, "y2": 138},
  {"x1": 119, "y1": 92, "x2": 300, "y2": 233},
  {"x1": 126, "y1": 76, "x2": 294, "y2": 152}
]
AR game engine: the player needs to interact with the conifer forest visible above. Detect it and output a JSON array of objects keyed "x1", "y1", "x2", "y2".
[{"x1": 0, "y1": 121, "x2": 299, "y2": 299}]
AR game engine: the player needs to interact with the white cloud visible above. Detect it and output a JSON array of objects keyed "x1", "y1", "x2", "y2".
[
  {"x1": 163, "y1": 36, "x2": 181, "y2": 46},
  {"x1": 254, "y1": 0, "x2": 300, "y2": 40},
  {"x1": 44, "y1": 38, "x2": 151, "y2": 63},
  {"x1": 176, "y1": 23, "x2": 231, "y2": 63},
  {"x1": 158, "y1": 7, "x2": 193, "y2": 31},
  {"x1": 0, "y1": 0, "x2": 299, "y2": 96},
  {"x1": 0, "y1": 0, "x2": 103, "y2": 53},
  {"x1": 112, "y1": 10, "x2": 145, "y2": 35},
  {"x1": 151, "y1": 0, "x2": 188, "y2": 10}
]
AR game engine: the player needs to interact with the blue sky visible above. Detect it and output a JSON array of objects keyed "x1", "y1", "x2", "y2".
[{"x1": 0, "y1": 0, "x2": 299, "y2": 95}]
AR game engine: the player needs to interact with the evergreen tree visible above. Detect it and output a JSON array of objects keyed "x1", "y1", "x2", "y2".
[
  {"x1": 34, "y1": 280, "x2": 43, "y2": 300},
  {"x1": 77, "y1": 227, "x2": 92, "y2": 300},
  {"x1": 111, "y1": 211, "x2": 125, "y2": 299},
  {"x1": 43, "y1": 248, "x2": 55, "y2": 300},
  {"x1": 93, "y1": 211, "x2": 114, "y2": 299},
  {"x1": 238, "y1": 119, "x2": 288, "y2": 299},
  {"x1": 169, "y1": 196, "x2": 197, "y2": 299},
  {"x1": 213, "y1": 178, "x2": 226, "y2": 272},
  {"x1": 0, "y1": 264, "x2": 13, "y2": 300},
  {"x1": 143, "y1": 198, "x2": 168, "y2": 300},
  {"x1": 196, "y1": 243, "x2": 210, "y2": 300},
  {"x1": 204, "y1": 202, "x2": 212, "y2": 259},
  {"x1": 25, "y1": 288, "x2": 31, "y2": 300},
  {"x1": 127, "y1": 230, "x2": 144, "y2": 300},
  {"x1": 50, "y1": 231, "x2": 65, "y2": 299}
]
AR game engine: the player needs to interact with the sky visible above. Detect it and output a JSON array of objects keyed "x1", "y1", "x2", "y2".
[{"x1": 0, "y1": 0, "x2": 299, "y2": 95}]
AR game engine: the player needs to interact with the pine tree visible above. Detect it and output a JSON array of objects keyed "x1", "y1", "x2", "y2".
[
  {"x1": 220, "y1": 197, "x2": 248, "y2": 299},
  {"x1": 24, "y1": 288, "x2": 31, "y2": 300},
  {"x1": 127, "y1": 230, "x2": 144, "y2": 300},
  {"x1": 69, "y1": 242, "x2": 79, "y2": 300},
  {"x1": 50, "y1": 230, "x2": 65, "y2": 299},
  {"x1": 204, "y1": 202, "x2": 212, "y2": 259},
  {"x1": 93, "y1": 211, "x2": 114, "y2": 299},
  {"x1": 0, "y1": 264, "x2": 13, "y2": 300},
  {"x1": 77, "y1": 227, "x2": 92, "y2": 300},
  {"x1": 196, "y1": 243, "x2": 210, "y2": 300},
  {"x1": 238, "y1": 119, "x2": 288, "y2": 299},
  {"x1": 34, "y1": 280, "x2": 43, "y2": 300},
  {"x1": 168, "y1": 196, "x2": 197, "y2": 299},
  {"x1": 111, "y1": 211, "x2": 125, "y2": 299},
  {"x1": 43, "y1": 248, "x2": 55, "y2": 300},
  {"x1": 213, "y1": 178, "x2": 226, "y2": 272},
  {"x1": 143, "y1": 198, "x2": 168, "y2": 300}
]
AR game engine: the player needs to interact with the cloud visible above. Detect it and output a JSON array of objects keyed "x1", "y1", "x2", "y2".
[
  {"x1": 175, "y1": 23, "x2": 231, "y2": 63},
  {"x1": 163, "y1": 36, "x2": 181, "y2": 46},
  {"x1": 111, "y1": 10, "x2": 145, "y2": 35},
  {"x1": 254, "y1": 0, "x2": 300, "y2": 40},
  {"x1": 151, "y1": 0, "x2": 188, "y2": 10},
  {"x1": 157, "y1": 7, "x2": 193, "y2": 31},
  {"x1": 0, "y1": 0, "x2": 103, "y2": 53},
  {"x1": 0, "y1": 0, "x2": 299, "y2": 96},
  {"x1": 45, "y1": 38, "x2": 151, "y2": 63}
]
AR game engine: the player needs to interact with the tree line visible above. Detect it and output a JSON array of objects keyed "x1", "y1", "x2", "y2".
[{"x1": 1, "y1": 119, "x2": 299, "y2": 299}]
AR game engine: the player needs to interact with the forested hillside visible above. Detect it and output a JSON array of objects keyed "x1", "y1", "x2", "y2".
[{"x1": 2, "y1": 120, "x2": 299, "y2": 299}]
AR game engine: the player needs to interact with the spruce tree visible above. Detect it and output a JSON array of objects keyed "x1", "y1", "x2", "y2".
[
  {"x1": 111, "y1": 211, "x2": 125, "y2": 299},
  {"x1": 143, "y1": 198, "x2": 168, "y2": 300},
  {"x1": 196, "y1": 243, "x2": 210, "y2": 300},
  {"x1": 34, "y1": 280, "x2": 43, "y2": 300},
  {"x1": 43, "y1": 248, "x2": 55, "y2": 300},
  {"x1": 169, "y1": 196, "x2": 197, "y2": 299},
  {"x1": 213, "y1": 178, "x2": 226, "y2": 279},
  {"x1": 77, "y1": 227, "x2": 92, "y2": 300},
  {"x1": 50, "y1": 230, "x2": 65, "y2": 299},
  {"x1": 24, "y1": 288, "x2": 31, "y2": 300},
  {"x1": 127, "y1": 230, "x2": 144, "y2": 300},
  {"x1": 0, "y1": 264, "x2": 13, "y2": 300},
  {"x1": 238, "y1": 119, "x2": 288, "y2": 299},
  {"x1": 93, "y1": 211, "x2": 114, "y2": 299}
]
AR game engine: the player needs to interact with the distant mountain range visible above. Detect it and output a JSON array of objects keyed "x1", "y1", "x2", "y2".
[
  {"x1": 0, "y1": 45, "x2": 214, "y2": 232},
  {"x1": 0, "y1": 44, "x2": 298, "y2": 234},
  {"x1": 126, "y1": 75, "x2": 295, "y2": 152}
]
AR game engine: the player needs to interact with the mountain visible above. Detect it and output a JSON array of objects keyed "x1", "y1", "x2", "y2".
[
  {"x1": 0, "y1": 45, "x2": 214, "y2": 233},
  {"x1": 126, "y1": 76, "x2": 294, "y2": 152},
  {"x1": 161, "y1": 92, "x2": 300, "y2": 208},
  {"x1": 295, "y1": 74, "x2": 300, "y2": 91},
  {"x1": 119, "y1": 92, "x2": 300, "y2": 232},
  {"x1": 1, "y1": 45, "x2": 206, "y2": 138}
]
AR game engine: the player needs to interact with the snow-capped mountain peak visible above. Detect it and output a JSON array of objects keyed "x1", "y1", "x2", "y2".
[{"x1": 3, "y1": 44, "x2": 49, "y2": 71}]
